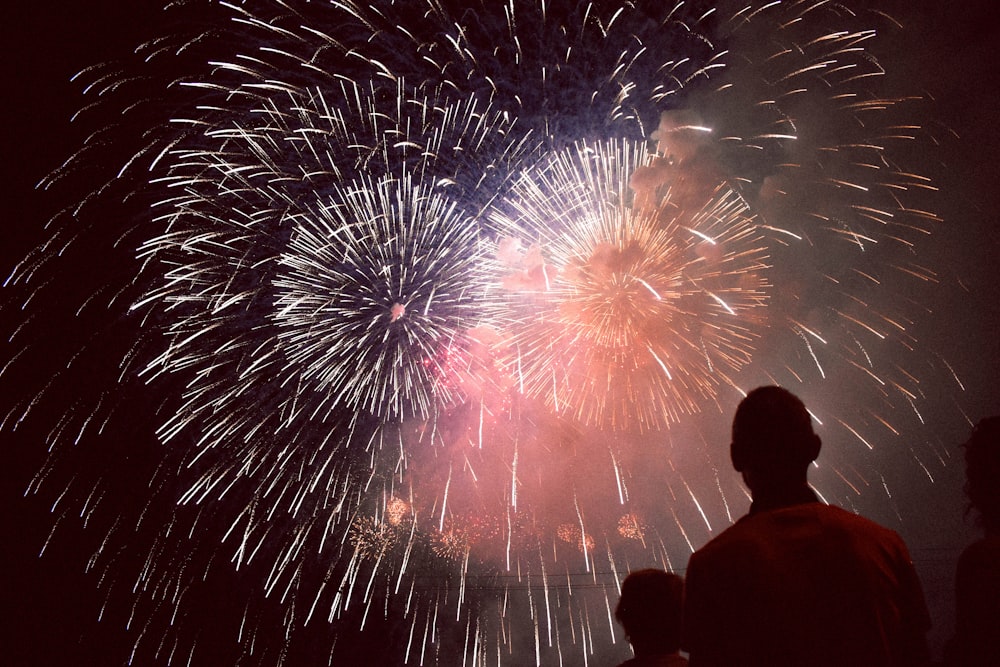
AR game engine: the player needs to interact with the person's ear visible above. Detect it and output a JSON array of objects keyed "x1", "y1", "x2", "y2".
[
  {"x1": 730, "y1": 439, "x2": 748, "y2": 472},
  {"x1": 804, "y1": 433, "x2": 821, "y2": 464}
]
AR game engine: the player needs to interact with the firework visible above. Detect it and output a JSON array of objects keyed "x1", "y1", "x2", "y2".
[
  {"x1": 350, "y1": 516, "x2": 400, "y2": 558},
  {"x1": 3, "y1": 1, "x2": 955, "y2": 665},
  {"x1": 618, "y1": 513, "x2": 647, "y2": 543},
  {"x1": 488, "y1": 137, "x2": 769, "y2": 431}
]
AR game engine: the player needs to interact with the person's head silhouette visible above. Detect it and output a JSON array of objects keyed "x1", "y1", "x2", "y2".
[
  {"x1": 730, "y1": 386, "x2": 821, "y2": 499},
  {"x1": 614, "y1": 568, "x2": 684, "y2": 658},
  {"x1": 963, "y1": 416, "x2": 1000, "y2": 535}
]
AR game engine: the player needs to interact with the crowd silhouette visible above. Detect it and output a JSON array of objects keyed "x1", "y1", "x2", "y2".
[
  {"x1": 613, "y1": 386, "x2": 997, "y2": 667},
  {"x1": 944, "y1": 416, "x2": 1000, "y2": 666}
]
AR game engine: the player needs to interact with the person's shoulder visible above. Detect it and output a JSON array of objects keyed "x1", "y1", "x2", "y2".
[
  {"x1": 810, "y1": 503, "x2": 915, "y2": 554},
  {"x1": 815, "y1": 503, "x2": 898, "y2": 532},
  {"x1": 689, "y1": 513, "x2": 754, "y2": 561},
  {"x1": 958, "y1": 534, "x2": 1000, "y2": 568},
  {"x1": 963, "y1": 533, "x2": 1000, "y2": 553}
]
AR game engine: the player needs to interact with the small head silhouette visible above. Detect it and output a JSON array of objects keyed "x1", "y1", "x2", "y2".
[
  {"x1": 964, "y1": 416, "x2": 1000, "y2": 534},
  {"x1": 730, "y1": 386, "x2": 820, "y2": 478},
  {"x1": 614, "y1": 568, "x2": 683, "y2": 656}
]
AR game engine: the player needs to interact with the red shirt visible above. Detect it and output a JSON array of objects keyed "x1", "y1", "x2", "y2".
[{"x1": 682, "y1": 501, "x2": 930, "y2": 667}]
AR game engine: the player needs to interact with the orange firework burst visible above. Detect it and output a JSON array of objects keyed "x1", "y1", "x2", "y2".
[
  {"x1": 490, "y1": 139, "x2": 770, "y2": 431},
  {"x1": 433, "y1": 525, "x2": 471, "y2": 561},
  {"x1": 556, "y1": 523, "x2": 596, "y2": 553},
  {"x1": 385, "y1": 496, "x2": 410, "y2": 526},
  {"x1": 618, "y1": 513, "x2": 646, "y2": 542},
  {"x1": 348, "y1": 516, "x2": 398, "y2": 559}
]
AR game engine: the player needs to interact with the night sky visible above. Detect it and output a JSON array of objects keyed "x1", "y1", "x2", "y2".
[{"x1": 3, "y1": 1, "x2": 999, "y2": 665}]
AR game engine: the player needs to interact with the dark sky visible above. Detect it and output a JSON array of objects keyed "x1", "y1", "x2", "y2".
[{"x1": 2, "y1": 1, "x2": 999, "y2": 665}]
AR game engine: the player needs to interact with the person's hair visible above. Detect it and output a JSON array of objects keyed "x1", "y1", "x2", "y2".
[
  {"x1": 614, "y1": 568, "x2": 683, "y2": 654},
  {"x1": 964, "y1": 416, "x2": 1000, "y2": 534},
  {"x1": 730, "y1": 385, "x2": 820, "y2": 474}
]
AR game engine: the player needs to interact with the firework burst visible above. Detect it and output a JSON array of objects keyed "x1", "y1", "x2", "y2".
[
  {"x1": 271, "y1": 170, "x2": 492, "y2": 421},
  {"x1": 489, "y1": 137, "x2": 769, "y2": 430},
  {"x1": 3, "y1": 1, "x2": 957, "y2": 665}
]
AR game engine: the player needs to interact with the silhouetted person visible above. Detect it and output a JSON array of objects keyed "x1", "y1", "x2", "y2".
[
  {"x1": 614, "y1": 569, "x2": 687, "y2": 667},
  {"x1": 682, "y1": 385, "x2": 931, "y2": 667},
  {"x1": 945, "y1": 416, "x2": 1000, "y2": 666}
]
